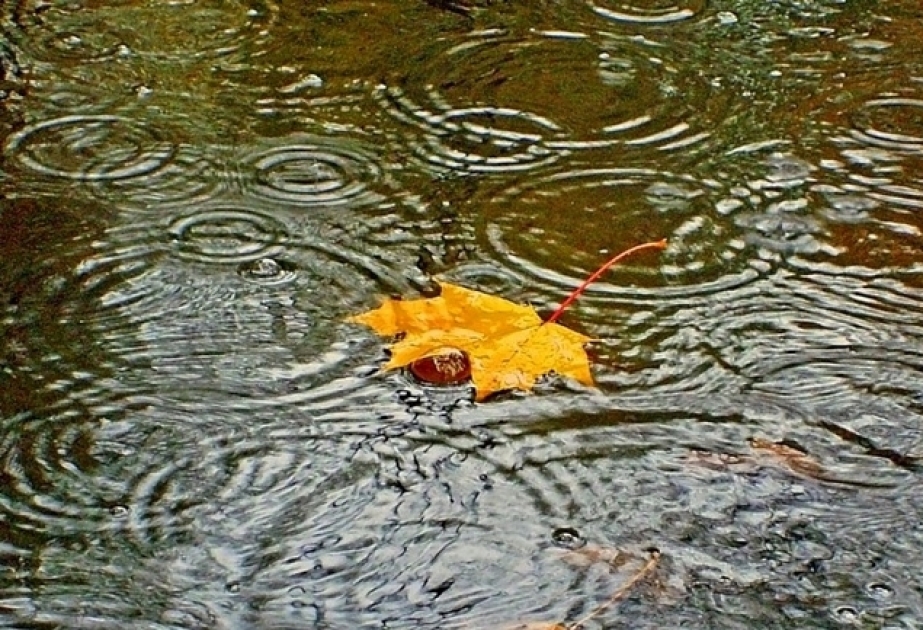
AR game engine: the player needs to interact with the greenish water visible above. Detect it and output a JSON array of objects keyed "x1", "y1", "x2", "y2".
[{"x1": 1, "y1": 1, "x2": 922, "y2": 628}]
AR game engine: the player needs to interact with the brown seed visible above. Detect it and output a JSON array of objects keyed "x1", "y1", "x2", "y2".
[{"x1": 409, "y1": 349, "x2": 472, "y2": 385}]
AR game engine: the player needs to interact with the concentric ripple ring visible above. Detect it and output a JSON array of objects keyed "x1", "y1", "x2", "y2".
[
  {"x1": 588, "y1": 0, "x2": 705, "y2": 24},
  {"x1": 850, "y1": 98, "x2": 923, "y2": 152},
  {"x1": 4, "y1": 114, "x2": 174, "y2": 182},
  {"x1": 239, "y1": 138, "x2": 384, "y2": 208},
  {"x1": 167, "y1": 207, "x2": 289, "y2": 265}
]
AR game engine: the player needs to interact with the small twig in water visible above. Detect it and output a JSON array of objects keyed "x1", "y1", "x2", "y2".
[{"x1": 565, "y1": 549, "x2": 661, "y2": 630}]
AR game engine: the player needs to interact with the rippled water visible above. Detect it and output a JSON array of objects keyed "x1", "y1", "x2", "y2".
[{"x1": 1, "y1": 1, "x2": 923, "y2": 628}]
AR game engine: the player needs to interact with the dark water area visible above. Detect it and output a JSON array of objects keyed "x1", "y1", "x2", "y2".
[{"x1": 1, "y1": 0, "x2": 923, "y2": 628}]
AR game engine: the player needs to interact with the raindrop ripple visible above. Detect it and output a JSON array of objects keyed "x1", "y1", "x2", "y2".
[
  {"x1": 237, "y1": 136, "x2": 385, "y2": 208},
  {"x1": 4, "y1": 114, "x2": 174, "y2": 182}
]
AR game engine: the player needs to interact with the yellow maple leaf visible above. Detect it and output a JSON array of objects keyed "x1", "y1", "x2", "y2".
[
  {"x1": 349, "y1": 240, "x2": 666, "y2": 401},
  {"x1": 348, "y1": 282, "x2": 594, "y2": 400}
]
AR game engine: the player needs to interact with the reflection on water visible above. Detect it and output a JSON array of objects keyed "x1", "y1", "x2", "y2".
[{"x1": 2, "y1": 0, "x2": 923, "y2": 628}]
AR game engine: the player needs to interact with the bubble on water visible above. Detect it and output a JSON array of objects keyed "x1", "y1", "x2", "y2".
[
  {"x1": 551, "y1": 527, "x2": 586, "y2": 550},
  {"x1": 237, "y1": 257, "x2": 298, "y2": 285},
  {"x1": 866, "y1": 581, "x2": 894, "y2": 600},
  {"x1": 832, "y1": 605, "x2": 860, "y2": 623},
  {"x1": 109, "y1": 505, "x2": 130, "y2": 519}
]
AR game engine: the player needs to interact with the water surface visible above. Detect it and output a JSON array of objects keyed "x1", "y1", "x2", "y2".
[{"x1": 1, "y1": 1, "x2": 922, "y2": 628}]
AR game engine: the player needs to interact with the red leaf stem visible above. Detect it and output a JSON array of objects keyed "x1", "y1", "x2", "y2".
[{"x1": 545, "y1": 239, "x2": 667, "y2": 324}]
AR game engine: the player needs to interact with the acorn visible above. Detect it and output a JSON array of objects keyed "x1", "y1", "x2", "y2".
[{"x1": 409, "y1": 348, "x2": 472, "y2": 385}]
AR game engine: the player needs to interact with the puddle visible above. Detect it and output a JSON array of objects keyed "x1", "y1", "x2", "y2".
[{"x1": 1, "y1": 0, "x2": 922, "y2": 628}]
